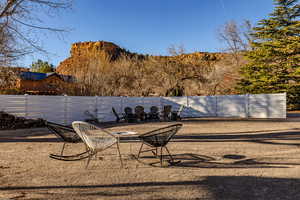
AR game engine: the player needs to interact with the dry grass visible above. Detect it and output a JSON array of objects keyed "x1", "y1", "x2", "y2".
[
  {"x1": 1, "y1": 118, "x2": 300, "y2": 199},
  {"x1": 67, "y1": 53, "x2": 238, "y2": 97}
]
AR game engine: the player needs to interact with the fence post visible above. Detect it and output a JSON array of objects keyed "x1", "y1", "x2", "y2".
[
  {"x1": 246, "y1": 94, "x2": 250, "y2": 118},
  {"x1": 186, "y1": 96, "x2": 189, "y2": 107},
  {"x1": 121, "y1": 96, "x2": 124, "y2": 113},
  {"x1": 95, "y1": 95, "x2": 98, "y2": 118},
  {"x1": 215, "y1": 96, "x2": 218, "y2": 117},
  {"x1": 63, "y1": 95, "x2": 68, "y2": 125},
  {"x1": 24, "y1": 94, "x2": 28, "y2": 118}
]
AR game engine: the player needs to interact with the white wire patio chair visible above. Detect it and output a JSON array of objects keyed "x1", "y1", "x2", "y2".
[
  {"x1": 50, "y1": 121, "x2": 124, "y2": 168},
  {"x1": 70, "y1": 121, "x2": 123, "y2": 168}
]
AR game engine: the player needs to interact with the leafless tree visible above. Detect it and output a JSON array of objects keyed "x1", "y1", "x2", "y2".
[
  {"x1": 0, "y1": 0, "x2": 72, "y2": 65},
  {"x1": 218, "y1": 20, "x2": 253, "y2": 66},
  {"x1": 167, "y1": 44, "x2": 186, "y2": 56}
]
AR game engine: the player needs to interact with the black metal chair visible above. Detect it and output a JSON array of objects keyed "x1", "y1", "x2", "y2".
[
  {"x1": 137, "y1": 123, "x2": 183, "y2": 167},
  {"x1": 124, "y1": 107, "x2": 137, "y2": 123},
  {"x1": 46, "y1": 121, "x2": 82, "y2": 154},
  {"x1": 161, "y1": 105, "x2": 172, "y2": 121},
  {"x1": 112, "y1": 107, "x2": 122, "y2": 122},
  {"x1": 135, "y1": 105, "x2": 146, "y2": 121},
  {"x1": 147, "y1": 106, "x2": 160, "y2": 121}
]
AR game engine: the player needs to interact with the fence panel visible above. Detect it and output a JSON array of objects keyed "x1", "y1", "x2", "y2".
[
  {"x1": 216, "y1": 95, "x2": 248, "y2": 118},
  {"x1": 248, "y1": 93, "x2": 286, "y2": 118},
  {"x1": 187, "y1": 96, "x2": 217, "y2": 117},
  {"x1": 97, "y1": 96, "x2": 123, "y2": 122},
  {"x1": 0, "y1": 95, "x2": 26, "y2": 117},
  {"x1": 140, "y1": 97, "x2": 161, "y2": 113},
  {"x1": 26, "y1": 95, "x2": 66, "y2": 124},
  {"x1": 0, "y1": 93, "x2": 287, "y2": 123},
  {"x1": 65, "y1": 96, "x2": 96, "y2": 125}
]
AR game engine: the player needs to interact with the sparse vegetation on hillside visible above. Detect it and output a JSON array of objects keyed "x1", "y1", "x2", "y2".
[{"x1": 59, "y1": 45, "x2": 239, "y2": 97}]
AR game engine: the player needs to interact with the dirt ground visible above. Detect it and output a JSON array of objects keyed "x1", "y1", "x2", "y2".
[{"x1": 1, "y1": 117, "x2": 300, "y2": 200}]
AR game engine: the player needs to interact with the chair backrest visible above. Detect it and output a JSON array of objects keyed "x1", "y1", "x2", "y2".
[
  {"x1": 149, "y1": 106, "x2": 160, "y2": 120},
  {"x1": 163, "y1": 105, "x2": 172, "y2": 113},
  {"x1": 150, "y1": 106, "x2": 159, "y2": 114},
  {"x1": 162, "y1": 105, "x2": 172, "y2": 120},
  {"x1": 124, "y1": 107, "x2": 133, "y2": 115},
  {"x1": 135, "y1": 105, "x2": 145, "y2": 121},
  {"x1": 72, "y1": 121, "x2": 117, "y2": 151},
  {"x1": 139, "y1": 123, "x2": 182, "y2": 147},
  {"x1": 45, "y1": 121, "x2": 81, "y2": 143},
  {"x1": 124, "y1": 107, "x2": 137, "y2": 122}
]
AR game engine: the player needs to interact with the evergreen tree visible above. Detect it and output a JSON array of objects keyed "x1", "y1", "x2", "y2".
[
  {"x1": 30, "y1": 59, "x2": 55, "y2": 73},
  {"x1": 237, "y1": 0, "x2": 300, "y2": 109}
]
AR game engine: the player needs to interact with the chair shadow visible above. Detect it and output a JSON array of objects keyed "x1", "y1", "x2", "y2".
[{"x1": 129, "y1": 153, "x2": 290, "y2": 169}]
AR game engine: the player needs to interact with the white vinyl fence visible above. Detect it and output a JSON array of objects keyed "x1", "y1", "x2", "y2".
[{"x1": 0, "y1": 93, "x2": 286, "y2": 125}]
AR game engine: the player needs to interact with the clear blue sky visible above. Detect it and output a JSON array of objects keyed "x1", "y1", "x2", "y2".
[{"x1": 20, "y1": 0, "x2": 275, "y2": 68}]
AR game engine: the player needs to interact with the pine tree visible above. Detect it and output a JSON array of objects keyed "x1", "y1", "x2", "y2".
[{"x1": 237, "y1": 0, "x2": 300, "y2": 109}]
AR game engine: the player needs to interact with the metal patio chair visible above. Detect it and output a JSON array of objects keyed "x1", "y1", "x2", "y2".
[
  {"x1": 112, "y1": 107, "x2": 123, "y2": 122},
  {"x1": 124, "y1": 107, "x2": 137, "y2": 123},
  {"x1": 147, "y1": 106, "x2": 160, "y2": 121},
  {"x1": 135, "y1": 105, "x2": 146, "y2": 121},
  {"x1": 137, "y1": 123, "x2": 183, "y2": 167},
  {"x1": 72, "y1": 121, "x2": 123, "y2": 168},
  {"x1": 171, "y1": 105, "x2": 186, "y2": 121},
  {"x1": 45, "y1": 121, "x2": 82, "y2": 156},
  {"x1": 161, "y1": 105, "x2": 172, "y2": 121}
]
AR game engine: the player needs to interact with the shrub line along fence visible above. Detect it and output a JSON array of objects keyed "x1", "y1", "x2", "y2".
[{"x1": 0, "y1": 93, "x2": 286, "y2": 125}]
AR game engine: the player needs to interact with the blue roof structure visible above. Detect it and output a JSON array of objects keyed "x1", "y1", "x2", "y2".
[
  {"x1": 19, "y1": 71, "x2": 74, "y2": 82},
  {"x1": 20, "y1": 72, "x2": 47, "y2": 81}
]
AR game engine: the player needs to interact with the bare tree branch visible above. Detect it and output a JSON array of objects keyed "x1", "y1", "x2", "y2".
[{"x1": 0, "y1": 0, "x2": 72, "y2": 65}]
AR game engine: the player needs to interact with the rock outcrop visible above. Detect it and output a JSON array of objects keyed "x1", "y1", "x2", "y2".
[
  {"x1": 57, "y1": 41, "x2": 133, "y2": 75},
  {"x1": 56, "y1": 41, "x2": 229, "y2": 75}
]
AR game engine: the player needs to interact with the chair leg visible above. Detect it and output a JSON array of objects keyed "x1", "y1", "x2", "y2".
[
  {"x1": 116, "y1": 140, "x2": 123, "y2": 168},
  {"x1": 160, "y1": 147, "x2": 163, "y2": 167},
  {"x1": 85, "y1": 153, "x2": 92, "y2": 169},
  {"x1": 137, "y1": 143, "x2": 144, "y2": 159},
  {"x1": 164, "y1": 146, "x2": 174, "y2": 162},
  {"x1": 61, "y1": 143, "x2": 66, "y2": 156}
]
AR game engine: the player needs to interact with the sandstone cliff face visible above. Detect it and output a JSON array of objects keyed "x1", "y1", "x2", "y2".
[
  {"x1": 56, "y1": 41, "x2": 229, "y2": 75},
  {"x1": 57, "y1": 41, "x2": 131, "y2": 75},
  {"x1": 56, "y1": 41, "x2": 241, "y2": 97}
]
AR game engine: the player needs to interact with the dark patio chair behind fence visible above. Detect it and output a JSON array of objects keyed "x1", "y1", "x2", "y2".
[
  {"x1": 124, "y1": 107, "x2": 137, "y2": 123},
  {"x1": 161, "y1": 105, "x2": 172, "y2": 121},
  {"x1": 135, "y1": 105, "x2": 146, "y2": 121},
  {"x1": 147, "y1": 106, "x2": 160, "y2": 121},
  {"x1": 112, "y1": 107, "x2": 122, "y2": 122}
]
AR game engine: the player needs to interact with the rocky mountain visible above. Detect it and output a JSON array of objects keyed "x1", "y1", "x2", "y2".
[
  {"x1": 56, "y1": 41, "x2": 243, "y2": 96},
  {"x1": 56, "y1": 41, "x2": 232, "y2": 75},
  {"x1": 57, "y1": 41, "x2": 141, "y2": 75}
]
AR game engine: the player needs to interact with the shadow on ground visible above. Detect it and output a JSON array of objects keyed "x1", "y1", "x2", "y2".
[
  {"x1": 132, "y1": 153, "x2": 296, "y2": 169},
  {"x1": 2, "y1": 176, "x2": 300, "y2": 199},
  {"x1": 204, "y1": 176, "x2": 300, "y2": 200}
]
